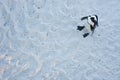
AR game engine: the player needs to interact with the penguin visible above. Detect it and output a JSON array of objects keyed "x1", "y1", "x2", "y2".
[{"x1": 77, "y1": 15, "x2": 98, "y2": 38}]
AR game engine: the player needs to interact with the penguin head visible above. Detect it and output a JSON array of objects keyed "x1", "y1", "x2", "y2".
[
  {"x1": 90, "y1": 17, "x2": 95, "y2": 22},
  {"x1": 88, "y1": 15, "x2": 98, "y2": 27}
]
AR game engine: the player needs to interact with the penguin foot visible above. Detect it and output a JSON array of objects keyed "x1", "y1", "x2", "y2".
[
  {"x1": 77, "y1": 26, "x2": 85, "y2": 31},
  {"x1": 83, "y1": 33, "x2": 89, "y2": 38}
]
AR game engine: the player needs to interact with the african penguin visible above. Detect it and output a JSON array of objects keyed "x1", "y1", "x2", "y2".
[{"x1": 77, "y1": 15, "x2": 98, "y2": 38}]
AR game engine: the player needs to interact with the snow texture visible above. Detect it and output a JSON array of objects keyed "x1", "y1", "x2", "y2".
[{"x1": 0, "y1": 0, "x2": 120, "y2": 80}]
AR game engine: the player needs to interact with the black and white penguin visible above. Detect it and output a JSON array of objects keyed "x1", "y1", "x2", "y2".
[{"x1": 77, "y1": 15, "x2": 98, "y2": 38}]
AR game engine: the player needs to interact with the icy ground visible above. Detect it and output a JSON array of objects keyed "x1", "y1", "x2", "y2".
[{"x1": 0, "y1": 0, "x2": 120, "y2": 80}]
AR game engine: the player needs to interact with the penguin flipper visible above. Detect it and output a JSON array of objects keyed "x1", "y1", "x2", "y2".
[
  {"x1": 95, "y1": 15, "x2": 98, "y2": 26},
  {"x1": 77, "y1": 26, "x2": 85, "y2": 31},
  {"x1": 81, "y1": 16, "x2": 88, "y2": 20},
  {"x1": 83, "y1": 33, "x2": 89, "y2": 38}
]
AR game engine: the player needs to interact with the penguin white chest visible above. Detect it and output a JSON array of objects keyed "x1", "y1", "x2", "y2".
[{"x1": 85, "y1": 22, "x2": 92, "y2": 33}]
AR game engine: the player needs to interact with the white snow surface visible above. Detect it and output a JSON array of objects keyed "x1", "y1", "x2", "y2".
[{"x1": 0, "y1": 0, "x2": 120, "y2": 80}]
